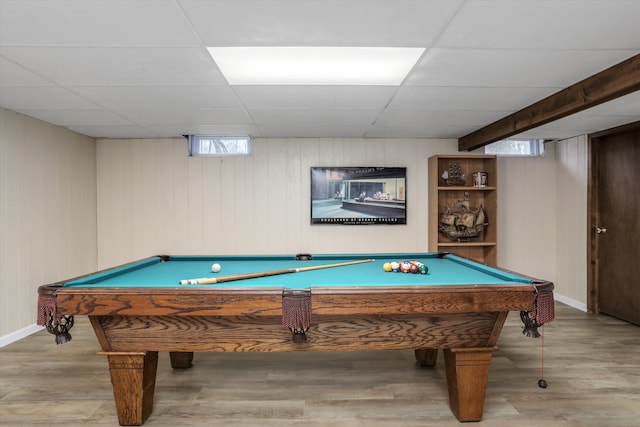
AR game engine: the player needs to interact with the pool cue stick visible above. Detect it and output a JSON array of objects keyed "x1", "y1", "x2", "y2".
[{"x1": 179, "y1": 258, "x2": 375, "y2": 285}]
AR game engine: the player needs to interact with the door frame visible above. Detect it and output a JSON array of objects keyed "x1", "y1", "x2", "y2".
[{"x1": 587, "y1": 120, "x2": 640, "y2": 314}]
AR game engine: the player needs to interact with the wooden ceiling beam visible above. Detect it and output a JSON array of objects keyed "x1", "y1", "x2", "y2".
[{"x1": 458, "y1": 53, "x2": 640, "y2": 151}]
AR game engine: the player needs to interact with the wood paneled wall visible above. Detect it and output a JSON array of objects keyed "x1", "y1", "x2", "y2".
[
  {"x1": 0, "y1": 108, "x2": 96, "y2": 339},
  {"x1": 96, "y1": 138, "x2": 460, "y2": 267},
  {"x1": 497, "y1": 139, "x2": 588, "y2": 310},
  {"x1": 497, "y1": 146, "x2": 558, "y2": 281},
  {"x1": 554, "y1": 135, "x2": 589, "y2": 310}
]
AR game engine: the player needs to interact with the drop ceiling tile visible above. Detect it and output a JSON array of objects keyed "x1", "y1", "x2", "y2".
[
  {"x1": 234, "y1": 85, "x2": 397, "y2": 109},
  {"x1": 378, "y1": 108, "x2": 511, "y2": 126},
  {"x1": 148, "y1": 124, "x2": 260, "y2": 138},
  {"x1": 256, "y1": 123, "x2": 360, "y2": 138},
  {"x1": 0, "y1": 47, "x2": 225, "y2": 86},
  {"x1": 13, "y1": 109, "x2": 133, "y2": 127},
  {"x1": 250, "y1": 108, "x2": 378, "y2": 125},
  {"x1": 251, "y1": 108, "x2": 380, "y2": 138},
  {"x1": 388, "y1": 86, "x2": 557, "y2": 111},
  {"x1": 438, "y1": 0, "x2": 640, "y2": 49},
  {"x1": 71, "y1": 86, "x2": 242, "y2": 110},
  {"x1": 369, "y1": 109, "x2": 509, "y2": 138},
  {"x1": 537, "y1": 114, "x2": 639, "y2": 135},
  {"x1": 0, "y1": 0, "x2": 198, "y2": 46},
  {"x1": 0, "y1": 56, "x2": 51, "y2": 84},
  {"x1": 181, "y1": 0, "x2": 462, "y2": 46},
  {"x1": 406, "y1": 48, "x2": 638, "y2": 88},
  {"x1": 366, "y1": 123, "x2": 465, "y2": 139},
  {"x1": 0, "y1": 85, "x2": 100, "y2": 110},
  {"x1": 68, "y1": 125, "x2": 162, "y2": 139},
  {"x1": 582, "y1": 91, "x2": 640, "y2": 116},
  {"x1": 119, "y1": 108, "x2": 251, "y2": 126}
]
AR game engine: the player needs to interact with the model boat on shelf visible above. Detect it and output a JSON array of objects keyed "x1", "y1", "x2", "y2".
[
  {"x1": 441, "y1": 161, "x2": 466, "y2": 186},
  {"x1": 439, "y1": 195, "x2": 487, "y2": 241}
]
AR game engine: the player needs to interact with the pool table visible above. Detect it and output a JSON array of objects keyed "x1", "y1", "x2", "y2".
[{"x1": 37, "y1": 252, "x2": 554, "y2": 425}]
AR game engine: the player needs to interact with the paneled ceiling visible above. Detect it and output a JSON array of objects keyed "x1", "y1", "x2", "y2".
[{"x1": 1, "y1": 0, "x2": 639, "y2": 145}]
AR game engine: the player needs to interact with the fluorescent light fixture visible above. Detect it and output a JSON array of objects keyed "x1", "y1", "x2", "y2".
[{"x1": 207, "y1": 46, "x2": 425, "y2": 85}]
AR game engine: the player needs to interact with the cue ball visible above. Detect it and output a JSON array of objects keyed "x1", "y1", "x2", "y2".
[{"x1": 211, "y1": 263, "x2": 221, "y2": 273}]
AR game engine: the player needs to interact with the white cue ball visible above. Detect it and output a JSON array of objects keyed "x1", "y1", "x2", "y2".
[{"x1": 211, "y1": 263, "x2": 221, "y2": 273}]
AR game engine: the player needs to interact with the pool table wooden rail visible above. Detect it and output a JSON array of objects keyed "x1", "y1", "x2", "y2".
[{"x1": 53, "y1": 284, "x2": 543, "y2": 317}]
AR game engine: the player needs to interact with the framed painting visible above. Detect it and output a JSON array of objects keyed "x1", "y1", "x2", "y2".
[{"x1": 310, "y1": 167, "x2": 406, "y2": 225}]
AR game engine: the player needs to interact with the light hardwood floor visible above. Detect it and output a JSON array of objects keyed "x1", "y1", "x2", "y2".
[{"x1": 1, "y1": 303, "x2": 639, "y2": 426}]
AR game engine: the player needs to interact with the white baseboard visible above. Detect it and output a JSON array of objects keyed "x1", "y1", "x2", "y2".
[
  {"x1": 0, "y1": 324, "x2": 44, "y2": 348},
  {"x1": 554, "y1": 293, "x2": 587, "y2": 312}
]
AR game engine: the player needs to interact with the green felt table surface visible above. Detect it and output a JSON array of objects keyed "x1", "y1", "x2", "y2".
[{"x1": 64, "y1": 253, "x2": 532, "y2": 289}]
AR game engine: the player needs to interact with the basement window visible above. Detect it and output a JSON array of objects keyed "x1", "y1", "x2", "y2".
[
  {"x1": 484, "y1": 139, "x2": 545, "y2": 157},
  {"x1": 188, "y1": 135, "x2": 252, "y2": 156}
]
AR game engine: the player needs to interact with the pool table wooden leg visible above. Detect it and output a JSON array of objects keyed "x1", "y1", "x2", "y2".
[
  {"x1": 414, "y1": 348, "x2": 438, "y2": 366},
  {"x1": 169, "y1": 351, "x2": 194, "y2": 369},
  {"x1": 444, "y1": 347, "x2": 497, "y2": 422},
  {"x1": 100, "y1": 351, "x2": 159, "y2": 426}
]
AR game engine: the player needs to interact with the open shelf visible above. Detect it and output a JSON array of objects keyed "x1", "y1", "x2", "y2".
[{"x1": 428, "y1": 155, "x2": 497, "y2": 265}]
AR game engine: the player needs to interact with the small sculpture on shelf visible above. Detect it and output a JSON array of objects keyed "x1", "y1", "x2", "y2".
[
  {"x1": 439, "y1": 192, "x2": 488, "y2": 241},
  {"x1": 441, "y1": 161, "x2": 466, "y2": 186}
]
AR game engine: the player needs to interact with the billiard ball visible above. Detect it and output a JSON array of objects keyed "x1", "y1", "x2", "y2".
[
  {"x1": 418, "y1": 264, "x2": 428, "y2": 274},
  {"x1": 390, "y1": 261, "x2": 400, "y2": 272},
  {"x1": 383, "y1": 262, "x2": 392, "y2": 272},
  {"x1": 401, "y1": 262, "x2": 411, "y2": 273},
  {"x1": 211, "y1": 263, "x2": 222, "y2": 273},
  {"x1": 410, "y1": 264, "x2": 419, "y2": 274}
]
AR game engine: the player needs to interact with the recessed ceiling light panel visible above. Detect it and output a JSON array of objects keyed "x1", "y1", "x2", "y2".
[{"x1": 207, "y1": 46, "x2": 425, "y2": 85}]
